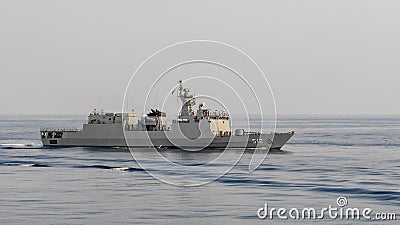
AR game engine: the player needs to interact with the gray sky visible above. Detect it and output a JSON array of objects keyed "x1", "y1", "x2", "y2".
[{"x1": 1, "y1": 0, "x2": 399, "y2": 115}]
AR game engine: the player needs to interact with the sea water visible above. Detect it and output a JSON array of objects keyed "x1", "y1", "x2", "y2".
[{"x1": 0, "y1": 114, "x2": 399, "y2": 224}]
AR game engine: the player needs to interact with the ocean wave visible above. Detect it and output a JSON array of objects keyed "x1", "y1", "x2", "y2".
[
  {"x1": 217, "y1": 177, "x2": 286, "y2": 186},
  {"x1": 0, "y1": 143, "x2": 43, "y2": 149},
  {"x1": 0, "y1": 161, "x2": 51, "y2": 167},
  {"x1": 21, "y1": 163, "x2": 51, "y2": 167},
  {"x1": 74, "y1": 164, "x2": 145, "y2": 172},
  {"x1": 290, "y1": 141, "x2": 400, "y2": 148},
  {"x1": 310, "y1": 186, "x2": 400, "y2": 205}
]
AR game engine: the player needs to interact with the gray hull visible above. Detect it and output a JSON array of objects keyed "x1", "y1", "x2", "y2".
[{"x1": 41, "y1": 124, "x2": 294, "y2": 150}]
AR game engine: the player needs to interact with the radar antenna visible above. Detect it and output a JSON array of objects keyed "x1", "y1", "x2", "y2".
[{"x1": 177, "y1": 80, "x2": 196, "y2": 116}]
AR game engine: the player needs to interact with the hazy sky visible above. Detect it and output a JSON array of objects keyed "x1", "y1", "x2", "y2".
[{"x1": 1, "y1": 0, "x2": 399, "y2": 114}]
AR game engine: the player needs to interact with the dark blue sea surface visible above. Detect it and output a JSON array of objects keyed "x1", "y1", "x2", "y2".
[{"x1": 0, "y1": 114, "x2": 399, "y2": 224}]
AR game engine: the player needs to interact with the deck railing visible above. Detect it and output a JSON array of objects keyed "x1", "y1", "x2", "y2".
[{"x1": 40, "y1": 128, "x2": 82, "y2": 132}]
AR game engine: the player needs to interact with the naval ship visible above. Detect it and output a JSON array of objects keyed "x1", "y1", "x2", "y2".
[{"x1": 41, "y1": 81, "x2": 294, "y2": 149}]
